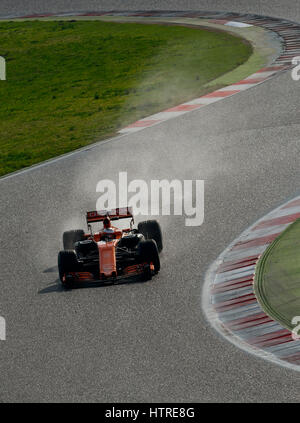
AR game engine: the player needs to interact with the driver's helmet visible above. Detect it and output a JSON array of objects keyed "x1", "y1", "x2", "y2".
[
  {"x1": 103, "y1": 216, "x2": 112, "y2": 229},
  {"x1": 102, "y1": 217, "x2": 115, "y2": 236},
  {"x1": 102, "y1": 216, "x2": 115, "y2": 240}
]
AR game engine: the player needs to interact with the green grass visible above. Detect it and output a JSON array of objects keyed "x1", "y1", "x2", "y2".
[
  {"x1": 0, "y1": 20, "x2": 252, "y2": 176},
  {"x1": 255, "y1": 219, "x2": 300, "y2": 330}
]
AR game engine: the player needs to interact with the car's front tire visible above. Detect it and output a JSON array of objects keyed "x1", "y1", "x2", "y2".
[
  {"x1": 138, "y1": 239, "x2": 160, "y2": 277},
  {"x1": 58, "y1": 250, "x2": 81, "y2": 288}
]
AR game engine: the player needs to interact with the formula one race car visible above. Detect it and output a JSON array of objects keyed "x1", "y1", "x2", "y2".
[{"x1": 58, "y1": 207, "x2": 162, "y2": 288}]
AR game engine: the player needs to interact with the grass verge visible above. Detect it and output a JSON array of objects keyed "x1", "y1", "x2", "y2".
[
  {"x1": 255, "y1": 219, "x2": 300, "y2": 330},
  {"x1": 0, "y1": 20, "x2": 252, "y2": 176}
]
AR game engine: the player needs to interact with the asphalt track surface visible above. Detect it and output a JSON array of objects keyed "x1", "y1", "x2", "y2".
[{"x1": 1, "y1": 1, "x2": 300, "y2": 402}]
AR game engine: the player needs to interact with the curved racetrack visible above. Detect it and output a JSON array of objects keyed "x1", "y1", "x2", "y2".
[{"x1": 1, "y1": 1, "x2": 300, "y2": 402}]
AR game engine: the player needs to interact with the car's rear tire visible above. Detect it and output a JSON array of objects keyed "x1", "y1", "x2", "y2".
[
  {"x1": 138, "y1": 220, "x2": 163, "y2": 252},
  {"x1": 63, "y1": 229, "x2": 85, "y2": 250},
  {"x1": 138, "y1": 239, "x2": 160, "y2": 276},
  {"x1": 58, "y1": 250, "x2": 81, "y2": 288}
]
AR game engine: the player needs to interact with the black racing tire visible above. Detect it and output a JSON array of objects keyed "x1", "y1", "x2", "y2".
[
  {"x1": 63, "y1": 229, "x2": 85, "y2": 250},
  {"x1": 137, "y1": 220, "x2": 163, "y2": 252},
  {"x1": 58, "y1": 250, "x2": 80, "y2": 288},
  {"x1": 138, "y1": 239, "x2": 160, "y2": 275}
]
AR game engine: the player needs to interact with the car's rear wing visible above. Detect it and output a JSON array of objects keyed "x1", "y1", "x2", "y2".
[{"x1": 86, "y1": 207, "x2": 134, "y2": 224}]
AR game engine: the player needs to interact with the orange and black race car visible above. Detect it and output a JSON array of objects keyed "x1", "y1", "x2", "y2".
[{"x1": 58, "y1": 207, "x2": 162, "y2": 288}]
